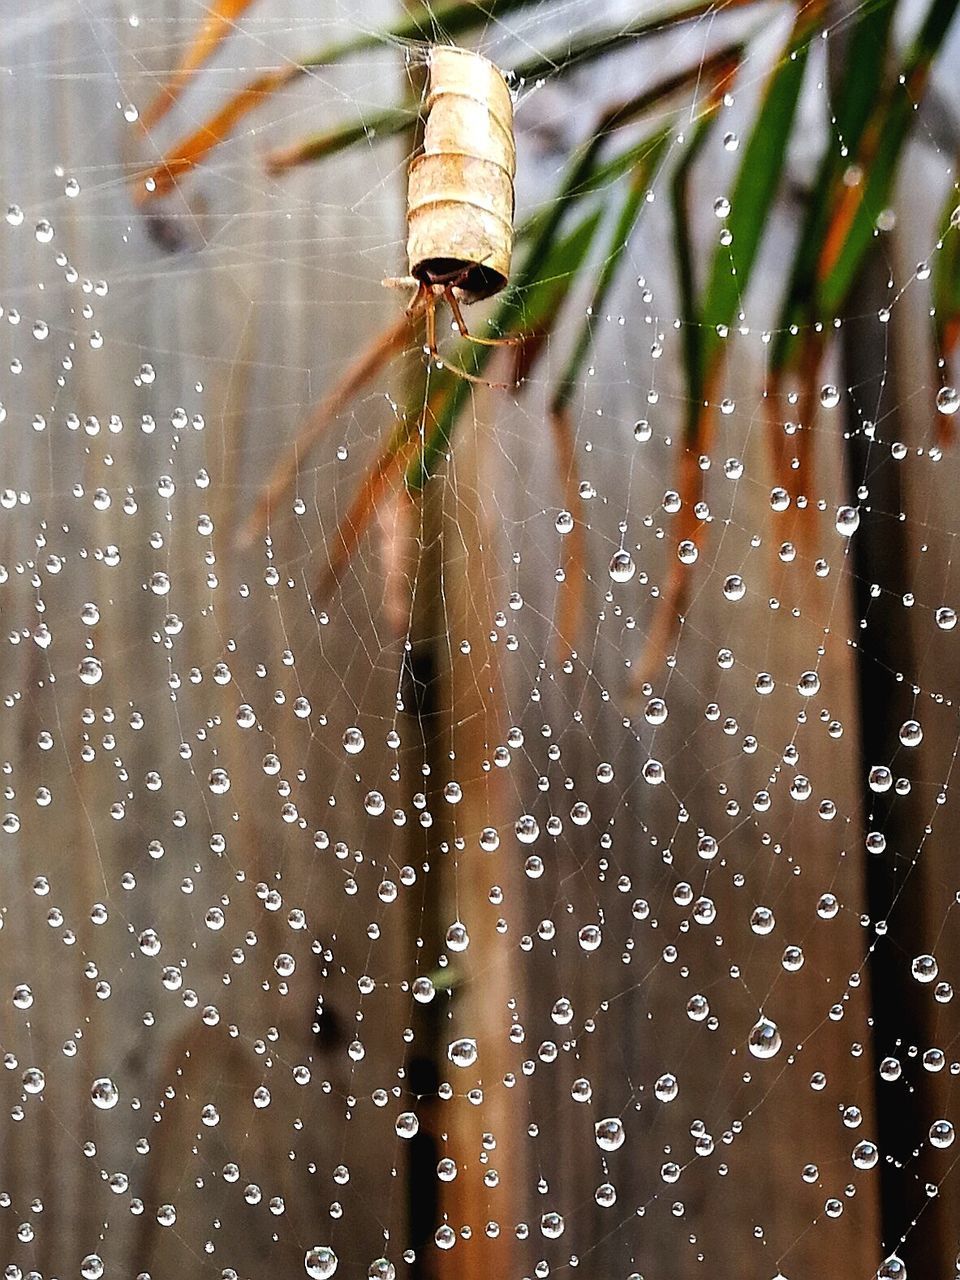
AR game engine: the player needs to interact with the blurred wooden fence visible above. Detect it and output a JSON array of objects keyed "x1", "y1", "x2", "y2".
[{"x1": 0, "y1": 2, "x2": 958, "y2": 1278}]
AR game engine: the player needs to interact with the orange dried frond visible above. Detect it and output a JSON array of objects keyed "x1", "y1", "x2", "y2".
[
  {"x1": 816, "y1": 116, "x2": 883, "y2": 285},
  {"x1": 264, "y1": 135, "x2": 327, "y2": 177},
  {"x1": 629, "y1": 400, "x2": 714, "y2": 697},
  {"x1": 240, "y1": 310, "x2": 413, "y2": 545},
  {"x1": 817, "y1": 180, "x2": 863, "y2": 286},
  {"x1": 134, "y1": 67, "x2": 301, "y2": 203},
  {"x1": 314, "y1": 424, "x2": 422, "y2": 598},
  {"x1": 139, "y1": 0, "x2": 262, "y2": 132}
]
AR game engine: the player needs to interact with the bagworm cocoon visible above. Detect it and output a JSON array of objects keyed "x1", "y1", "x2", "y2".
[{"x1": 406, "y1": 46, "x2": 516, "y2": 303}]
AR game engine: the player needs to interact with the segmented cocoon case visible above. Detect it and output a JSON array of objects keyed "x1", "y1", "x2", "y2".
[{"x1": 406, "y1": 46, "x2": 516, "y2": 303}]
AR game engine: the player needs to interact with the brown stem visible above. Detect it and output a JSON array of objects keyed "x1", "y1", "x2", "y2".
[
  {"x1": 238, "y1": 310, "x2": 413, "y2": 546},
  {"x1": 313, "y1": 421, "x2": 422, "y2": 598}
]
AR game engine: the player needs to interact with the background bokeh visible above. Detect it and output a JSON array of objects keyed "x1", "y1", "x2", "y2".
[{"x1": 1, "y1": 2, "x2": 960, "y2": 1277}]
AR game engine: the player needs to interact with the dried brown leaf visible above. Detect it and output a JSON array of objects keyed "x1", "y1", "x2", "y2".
[
  {"x1": 238, "y1": 310, "x2": 413, "y2": 545},
  {"x1": 314, "y1": 425, "x2": 422, "y2": 599},
  {"x1": 139, "y1": 0, "x2": 262, "y2": 131},
  {"x1": 134, "y1": 67, "x2": 301, "y2": 203}
]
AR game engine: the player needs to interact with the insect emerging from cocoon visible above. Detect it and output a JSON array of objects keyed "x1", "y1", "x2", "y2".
[
  {"x1": 227, "y1": 44, "x2": 531, "y2": 562},
  {"x1": 382, "y1": 45, "x2": 522, "y2": 385},
  {"x1": 135, "y1": 28, "x2": 576, "y2": 606}
]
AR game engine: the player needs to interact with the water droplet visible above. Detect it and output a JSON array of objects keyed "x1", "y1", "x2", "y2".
[
  {"x1": 911, "y1": 953, "x2": 938, "y2": 983},
  {"x1": 552, "y1": 997, "x2": 574, "y2": 1025},
  {"x1": 395, "y1": 1113, "x2": 419, "y2": 1139},
  {"x1": 609, "y1": 550, "x2": 636, "y2": 583},
  {"x1": 138, "y1": 929, "x2": 161, "y2": 956},
  {"x1": 899, "y1": 719, "x2": 922, "y2": 747},
  {"x1": 644, "y1": 697, "x2": 668, "y2": 724},
  {"x1": 595, "y1": 1117, "x2": 625, "y2": 1151},
  {"x1": 677, "y1": 540, "x2": 698, "y2": 564},
  {"x1": 447, "y1": 1038, "x2": 478, "y2": 1068},
  {"x1": 654, "y1": 1073, "x2": 678, "y2": 1102},
  {"x1": 445, "y1": 921, "x2": 469, "y2": 952},
  {"x1": 208, "y1": 768, "x2": 231, "y2": 795},
  {"x1": 515, "y1": 814, "x2": 539, "y2": 843},
  {"x1": 540, "y1": 1211, "x2": 565, "y2": 1238},
  {"x1": 851, "y1": 1139, "x2": 878, "y2": 1169},
  {"x1": 412, "y1": 976, "x2": 435, "y2": 1003},
  {"x1": 835, "y1": 506, "x2": 859, "y2": 536},
  {"x1": 936, "y1": 386, "x2": 959, "y2": 416},
  {"x1": 797, "y1": 670, "x2": 820, "y2": 697},
  {"x1": 748, "y1": 1016, "x2": 782, "y2": 1059},
  {"x1": 750, "y1": 906, "x2": 775, "y2": 935},
  {"x1": 687, "y1": 994, "x2": 709, "y2": 1020},
  {"x1": 642, "y1": 759, "x2": 665, "y2": 785},
  {"x1": 22, "y1": 1067, "x2": 45, "y2": 1094},
  {"x1": 305, "y1": 1246, "x2": 338, "y2": 1278},
  {"x1": 929, "y1": 1119, "x2": 954, "y2": 1148},
  {"x1": 868, "y1": 766, "x2": 892, "y2": 792},
  {"x1": 877, "y1": 1257, "x2": 906, "y2": 1280},
  {"x1": 91, "y1": 1077, "x2": 119, "y2": 1109},
  {"x1": 78, "y1": 656, "x2": 103, "y2": 685}
]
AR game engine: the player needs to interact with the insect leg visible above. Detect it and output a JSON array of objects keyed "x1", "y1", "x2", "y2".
[
  {"x1": 444, "y1": 287, "x2": 523, "y2": 347},
  {"x1": 423, "y1": 287, "x2": 438, "y2": 358},
  {"x1": 415, "y1": 282, "x2": 516, "y2": 388}
]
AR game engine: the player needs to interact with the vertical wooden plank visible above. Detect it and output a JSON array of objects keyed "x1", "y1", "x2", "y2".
[{"x1": 1, "y1": 1, "x2": 414, "y2": 1274}]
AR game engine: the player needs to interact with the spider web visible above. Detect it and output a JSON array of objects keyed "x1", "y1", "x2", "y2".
[{"x1": 1, "y1": 2, "x2": 959, "y2": 1279}]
